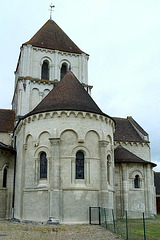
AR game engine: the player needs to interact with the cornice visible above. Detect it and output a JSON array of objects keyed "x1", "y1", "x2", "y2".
[
  {"x1": 114, "y1": 141, "x2": 150, "y2": 147},
  {"x1": 22, "y1": 110, "x2": 115, "y2": 127},
  {"x1": 18, "y1": 76, "x2": 56, "y2": 84},
  {"x1": 32, "y1": 46, "x2": 82, "y2": 57}
]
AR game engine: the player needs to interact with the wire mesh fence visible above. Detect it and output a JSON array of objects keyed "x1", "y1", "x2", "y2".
[{"x1": 91, "y1": 208, "x2": 151, "y2": 240}]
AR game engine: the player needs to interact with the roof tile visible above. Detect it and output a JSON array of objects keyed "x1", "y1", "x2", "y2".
[
  {"x1": 24, "y1": 19, "x2": 87, "y2": 55},
  {"x1": 113, "y1": 117, "x2": 148, "y2": 142},
  {"x1": 0, "y1": 109, "x2": 15, "y2": 132},
  {"x1": 114, "y1": 145, "x2": 156, "y2": 166},
  {"x1": 26, "y1": 71, "x2": 112, "y2": 119}
]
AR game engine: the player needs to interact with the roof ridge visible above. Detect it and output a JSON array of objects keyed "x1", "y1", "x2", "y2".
[
  {"x1": 23, "y1": 71, "x2": 114, "y2": 122},
  {"x1": 0, "y1": 109, "x2": 14, "y2": 111},
  {"x1": 23, "y1": 19, "x2": 88, "y2": 55},
  {"x1": 114, "y1": 145, "x2": 156, "y2": 167}
]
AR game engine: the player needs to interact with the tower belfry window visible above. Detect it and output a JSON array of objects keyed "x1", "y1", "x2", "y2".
[
  {"x1": 76, "y1": 151, "x2": 84, "y2": 179},
  {"x1": 41, "y1": 60, "x2": 49, "y2": 80},
  {"x1": 60, "y1": 63, "x2": 67, "y2": 80}
]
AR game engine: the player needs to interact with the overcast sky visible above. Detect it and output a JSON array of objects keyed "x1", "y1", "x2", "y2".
[{"x1": 0, "y1": 0, "x2": 160, "y2": 170}]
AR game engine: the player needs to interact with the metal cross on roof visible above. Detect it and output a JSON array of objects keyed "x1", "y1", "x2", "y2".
[{"x1": 49, "y1": 3, "x2": 55, "y2": 20}]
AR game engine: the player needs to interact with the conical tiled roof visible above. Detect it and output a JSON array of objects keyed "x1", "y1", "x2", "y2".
[
  {"x1": 114, "y1": 145, "x2": 156, "y2": 166},
  {"x1": 23, "y1": 19, "x2": 86, "y2": 55},
  {"x1": 26, "y1": 72, "x2": 111, "y2": 118}
]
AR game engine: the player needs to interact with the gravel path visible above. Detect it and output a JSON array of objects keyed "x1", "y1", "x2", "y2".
[{"x1": 0, "y1": 221, "x2": 122, "y2": 240}]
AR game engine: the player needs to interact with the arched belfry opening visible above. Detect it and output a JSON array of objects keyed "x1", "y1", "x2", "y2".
[
  {"x1": 60, "y1": 63, "x2": 68, "y2": 80},
  {"x1": 41, "y1": 60, "x2": 49, "y2": 80}
]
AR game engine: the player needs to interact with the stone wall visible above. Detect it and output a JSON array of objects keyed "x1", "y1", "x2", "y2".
[
  {"x1": 115, "y1": 163, "x2": 156, "y2": 218},
  {"x1": 13, "y1": 45, "x2": 89, "y2": 117},
  {"x1": 0, "y1": 149, "x2": 14, "y2": 219},
  {"x1": 14, "y1": 111, "x2": 115, "y2": 223},
  {"x1": 0, "y1": 188, "x2": 7, "y2": 218}
]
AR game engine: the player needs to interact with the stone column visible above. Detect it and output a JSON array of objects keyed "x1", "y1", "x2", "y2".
[
  {"x1": 71, "y1": 157, "x2": 75, "y2": 184},
  {"x1": 122, "y1": 164, "x2": 128, "y2": 213},
  {"x1": 86, "y1": 158, "x2": 90, "y2": 185},
  {"x1": 39, "y1": 92, "x2": 43, "y2": 102},
  {"x1": 54, "y1": 50, "x2": 58, "y2": 80},
  {"x1": 48, "y1": 138, "x2": 61, "y2": 224},
  {"x1": 146, "y1": 164, "x2": 153, "y2": 217},
  {"x1": 99, "y1": 140, "x2": 109, "y2": 208}
]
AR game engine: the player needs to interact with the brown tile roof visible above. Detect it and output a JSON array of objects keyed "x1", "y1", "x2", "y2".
[
  {"x1": 25, "y1": 71, "x2": 113, "y2": 119},
  {"x1": 0, "y1": 142, "x2": 15, "y2": 153},
  {"x1": 113, "y1": 117, "x2": 149, "y2": 142},
  {"x1": 23, "y1": 19, "x2": 87, "y2": 55},
  {"x1": 0, "y1": 109, "x2": 15, "y2": 132},
  {"x1": 127, "y1": 116, "x2": 148, "y2": 136},
  {"x1": 154, "y1": 172, "x2": 160, "y2": 194},
  {"x1": 114, "y1": 145, "x2": 156, "y2": 167}
]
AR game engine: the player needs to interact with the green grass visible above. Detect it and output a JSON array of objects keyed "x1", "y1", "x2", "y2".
[{"x1": 103, "y1": 215, "x2": 160, "y2": 240}]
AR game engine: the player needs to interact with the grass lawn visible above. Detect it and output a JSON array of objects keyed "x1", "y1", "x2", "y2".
[{"x1": 114, "y1": 215, "x2": 160, "y2": 240}]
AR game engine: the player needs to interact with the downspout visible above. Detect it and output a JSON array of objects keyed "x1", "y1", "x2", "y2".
[{"x1": 11, "y1": 136, "x2": 17, "y2": 219}]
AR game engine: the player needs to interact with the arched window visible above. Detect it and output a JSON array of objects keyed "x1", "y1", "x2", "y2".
[
  {"x1": 3, "y1": 167, "x2": 7, "y2": 188},
  {"x1": 76, "y1": 151, "x2": 84, "y2": 179},
  {"x1": 107, "y1": 155, "x2": 111, "y2": 184},
  {"x1": 134, "y1": 175, "x2": 140, "y2": 188},
  {"x1": 60, "y1": 63, "x2": 67, "y2": 80},
  {"x1": 40, "y1": 152, "x2": 47, "y2": 179},
  {"x1": 41, "y1": 60, "x2": 49, "y2": 80}
]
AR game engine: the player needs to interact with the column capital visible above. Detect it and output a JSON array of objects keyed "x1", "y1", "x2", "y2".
[
  {"x1": 49, "y1": 138, "x2": 60, "y2": 146},
  {"x1": 99, "y1": 140, "x2": 109, "y2": 147}
]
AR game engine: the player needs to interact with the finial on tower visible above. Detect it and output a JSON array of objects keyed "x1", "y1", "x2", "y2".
[{"x1": 49, "y1": 3, "x2": 55, "y2": 20}]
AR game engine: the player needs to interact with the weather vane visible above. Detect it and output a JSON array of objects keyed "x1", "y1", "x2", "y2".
[{"x1": 49, "y1": 3, "x2": 55, "y2": 20}]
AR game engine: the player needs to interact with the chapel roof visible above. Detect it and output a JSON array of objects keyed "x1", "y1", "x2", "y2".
[
  {"x1": 114, "y1": 145, "x2": 156, "y2": 167},
  {"x1": 23, "y1": 19, "x2": 87, "y2": 55},
  {"x1": 154, "y1": 172, "x2": 160, "y2": 194},
  {"x1": 0, "y1": 141, "x2": 15, "y2": 153},
  {"x1": 113, "y1": 117, "x2": 149, "y2": 143},
  {"x1": 0, "y1": 109, "x2": 15, "y2": 132},
  {"x1": 26, "y1": 71, "x2": 112, "y2": 120}
]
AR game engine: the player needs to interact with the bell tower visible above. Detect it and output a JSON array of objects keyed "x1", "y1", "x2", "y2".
[{"x1": 12, "y1": 16, "x2": 91, "y2": 118}]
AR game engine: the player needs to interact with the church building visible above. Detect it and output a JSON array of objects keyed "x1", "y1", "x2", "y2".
[{"x1": 0, "y1": 16, "x2": 156, "y2": 223}]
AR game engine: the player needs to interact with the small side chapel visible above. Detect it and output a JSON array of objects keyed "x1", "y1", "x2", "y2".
[{"x1": 0, "y1": 14, "x2": 156, "y2": 223}]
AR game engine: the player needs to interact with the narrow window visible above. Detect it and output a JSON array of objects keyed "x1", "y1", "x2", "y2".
[
  {"x1": 40, "y1": 152, "x2": 47, "y2": 179},
  {"x1": 41, "y1": 60, "x2": 49, "y2": 80},
  {"x1": 60, "y1": 63, "x2": 67, "y2": 80},
  {"x1": 3, "y1": 167, "x2": 7, "y2": 188},
  {"x1": 76, "y1": 151, "x2": 84, "y2": 179},
  {"x1": 134, "y1": 175, "x2": 140, "y2": 188},
  {"x1": 107, "y1": 155, "x2": 111, "y2": 184}
]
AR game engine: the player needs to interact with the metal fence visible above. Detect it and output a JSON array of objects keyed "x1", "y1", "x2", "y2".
[
  {"x1": 99, "y1": 208, "x2": 147, "y2": 240},
  {"x1": 89, "y1": 207, "x2": 101, "y2": 225},
  {"x1": 89, "y1": 207, "x2": 152, "y2": 240}
]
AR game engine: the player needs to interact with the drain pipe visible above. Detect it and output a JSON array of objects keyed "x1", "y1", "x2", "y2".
[{"x1": 11, "y1": 136, "x2": 17, "y2": 219}]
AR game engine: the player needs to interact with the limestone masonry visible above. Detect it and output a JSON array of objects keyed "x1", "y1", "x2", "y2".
[{"x1": 0, "y1": 18, "x2": 157, "y2": 223}]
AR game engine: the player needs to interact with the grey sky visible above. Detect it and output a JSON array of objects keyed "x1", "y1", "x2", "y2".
[{"x1": 0, "y1": 0, "x2": 160, "y2": 170}]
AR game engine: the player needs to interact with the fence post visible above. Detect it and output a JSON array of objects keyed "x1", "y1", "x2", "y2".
[
  {"x1": 143, "y1": 212, "x2": 146, "y2": 240},
  {"x1": 104, "y1": 208, "x2": 108, "y2": 229},
  {"x1": 112, "y1": 209, "x2": 116, "y2": 232},
  {"x1": 125, "y1": 210, "x2": 129, "y2": 240},
  {"x1": 89, "y1": 207, "x2": 91, "y2": 224},
  {"x1": 99, "y1": 207, "x2": 101, "y2": 225}
]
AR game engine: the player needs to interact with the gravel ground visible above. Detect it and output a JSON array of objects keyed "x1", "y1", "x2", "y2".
[{"x1": 0, "y1": 220, "x2": 122, "y2": 240}]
